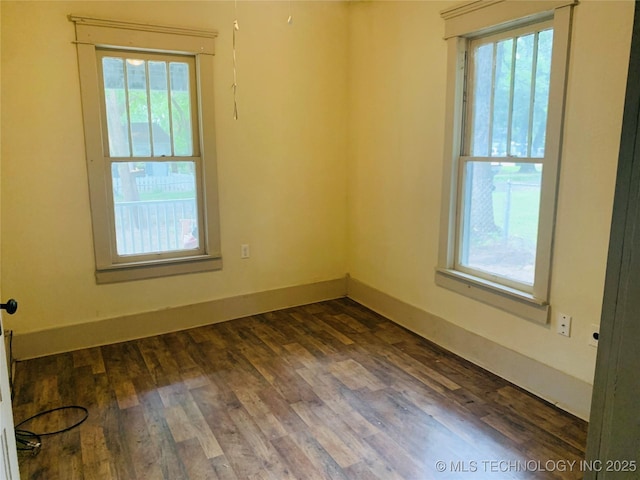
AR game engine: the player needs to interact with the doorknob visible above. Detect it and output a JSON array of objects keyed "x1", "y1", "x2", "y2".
[{"x1": 0, "y1": 299, "x2": 17, "y2": 315}]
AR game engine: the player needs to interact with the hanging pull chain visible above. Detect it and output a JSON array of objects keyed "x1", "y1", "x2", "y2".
[
  {"x1": 232, "y1": 18, "x2": 239, "y2": 120},
  {"x1": 232, "y1": 0, "x2": 240, "y2": 120}
]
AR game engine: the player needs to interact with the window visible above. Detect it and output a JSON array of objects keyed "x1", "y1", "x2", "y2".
[
  {"x1": 71, "y1": 16, "x2": 222, "y2": 283},
  {"x1": 436, "y1": 1, "x2": 575, "y2": 323},
  {"x1": 460, "y1": 22, "x2": 553, "y2": 290}
]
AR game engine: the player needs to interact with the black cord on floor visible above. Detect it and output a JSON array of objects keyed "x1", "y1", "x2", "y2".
[{"x1": 15, "y1": 406, "x2": 89, "y2": 455}]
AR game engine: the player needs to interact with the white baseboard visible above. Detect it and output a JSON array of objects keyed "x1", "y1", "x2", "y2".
[
  {"x1": 347, "y1": 276, "x2": 592, "y2": 420},
  {"x1": 13, "y1": 277, "x2": 348, "y2": 360}
]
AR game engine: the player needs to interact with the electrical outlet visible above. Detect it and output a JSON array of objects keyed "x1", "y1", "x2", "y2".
[
  {"x1": 241, "y1": 244, "x2": 250, "y2": 259},
  {"x1": 557, "y1": 313, "x2": 572, "y2": 337},
  {"x1": 589, "y1": 324, "x2": 600, "y2": 347}
]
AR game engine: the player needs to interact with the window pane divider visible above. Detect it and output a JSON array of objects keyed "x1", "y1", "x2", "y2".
[
  {"x1": 527, "y1": 32, "x2": 540, "y2": 157},
  {"x1": 167, "y1": 63, "x2": 176, "y2": 157},
  {"x1": 460, "y1": 155, "x2": 545, "y2": 164},
  {"x1": 506, "y1": 38, "x2": 517, "y2": 156},
  {"x1": 487, "y1": 42, "x2": 497, "y2": 156},
  {"x1": 122, "y1": 62, "x2": 134, "y2": 157},
  {"x1": 107, "y1": 156, "x2": 201, "y2": 162},
  {"x1": 144, "y1": 61, "x2": 155, "y2": 157}
]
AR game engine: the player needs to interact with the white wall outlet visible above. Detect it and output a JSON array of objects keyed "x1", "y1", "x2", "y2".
[
  {"x1": 241, "y1": 244, "x2": 250, "y2": 259},
  {"x1": 557, "y1": 313, "x2": 572, "y2": 337},
  {"x1": 589, "y1": 324, "x2": 600, "y2": 347}
]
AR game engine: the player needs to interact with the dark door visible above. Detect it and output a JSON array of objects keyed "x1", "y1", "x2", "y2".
[{"x1": 585, "y1": 2, "x2": 640, "y2": 478}]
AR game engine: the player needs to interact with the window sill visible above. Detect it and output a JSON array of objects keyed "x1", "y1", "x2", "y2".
[
  {"x1": 96, "y1": 254, "x2": 222, "y2": 284},
  {"x1": 435, "y1": 268, "x2": 549, "y2": 324}
]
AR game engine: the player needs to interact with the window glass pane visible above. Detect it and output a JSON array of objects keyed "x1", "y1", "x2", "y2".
[
  {"x1": 148, "y1": 61, "x2": 172, "y2": 156},
  {"x1": 126, "y1": 59, "x2": 151, "y2": 157},
  {"x1": 459, "y1": 162, "x2": 541, "y2": 285},
  {"x1": 471, "y1": 43, "x2": 494, "y2": 157},
  {"x1": 102, "y1": 57, "x2": 131, "y2": 157},
  {"x1": 510, "y1": 34, "x2": 534, "y2": 157},
  {"x1": 469, "y1": 27, "x2": 553, "y2": 159},
  {"x1": 101, "y1": 53, "x2": 196, "y2": 160},
  {"x1": 111, "y1": 161, "x2": 199, "y2": 255},
  {"x1": 491, "y1": 39, "x2": 513, "y2": 157},
  {"x1": 169, "y1": 62, "x2": 193, "y2": 156},
  {"x1": 531, "y1": 29, "x2": 553, "y2": 158}
]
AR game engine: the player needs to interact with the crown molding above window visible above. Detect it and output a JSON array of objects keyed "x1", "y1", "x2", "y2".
[
  {"x1": 69, "y1": 15, "x2": 218, "y2": 54},
  {"x1": 440, "y1": 0, "x2": 577, "y2": 39},
  {"x1": 69, "y1": 15, "x2": 218, "y2": 39},
  {"x1": 440, "y1": 0, "x2": 504, "y2": 21}
]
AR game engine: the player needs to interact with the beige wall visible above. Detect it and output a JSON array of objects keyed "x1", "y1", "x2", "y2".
[
  {"x1": 1, "y1": 1, "x2": 349, "y2": 335},
  {"x1": 348, "y1": 0, "x2": 634, "y2": 385},
  {"x1": 0, "y1": 0, "x2": 634, "y2": 395}
]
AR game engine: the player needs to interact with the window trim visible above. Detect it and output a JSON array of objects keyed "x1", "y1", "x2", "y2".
[
  {"x1": 71, "y1": 15, "x2": 222, "y2": 283},
  {"x1": 436, "y1": 1, "x2": 575, "y2": 324}
]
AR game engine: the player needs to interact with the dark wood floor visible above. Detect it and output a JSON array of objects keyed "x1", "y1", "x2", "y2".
[{"x1": 12, "y1": 298, "x2": 588, "y2": 479}]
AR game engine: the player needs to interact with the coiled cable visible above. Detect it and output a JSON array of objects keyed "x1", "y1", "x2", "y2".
[{"x1": 15, "y1": 405, "x2": 89, "y2": 455}]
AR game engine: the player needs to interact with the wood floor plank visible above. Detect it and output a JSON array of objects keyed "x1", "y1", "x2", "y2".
[
  {"x1": 372, "y1": 340, "x2": 462, "y2": 393},
  {"x1": 493, "y1": 385, "x2": 588, "y2": 451},
  {"x1": 341, "y1": 384, "x2": 481, "y2": 471},
  {"x1": 287, "y1": 429, "x2": 350, "y2": 480},
  {"x1": 257, "y1": 386, "x2": 310, "y2": 435},
  {"x1": 342, "y1": 461, "x2": 389, "y2": 480},
  {"x1": 392, "y1": 376, "x2": 530, "y2": 464},
  {"x1": 14, "y1": 299, "x2": 589, "y2": 480},
  {"x1": 328, "y1": 358, "x2": 386, "y2": 391},
  {"x1": 225, "y1": 401, "x2": 299, "y2": 480},
  {"x1": 295, "y1": 367, "x2": 381, "y2": 438},
  {"x1": 234, "y1": 388, "x2": 289, "y2": 440},
  {"x1": 72, "y1": 347, "x2": 106, "y2": 375},
  {"x1": 282, "y1": 342, "x2": 321, "y2": 370},
  {"x1": 314, "y1": 315, "x2": 356, "y2": 346},
  {"x1": 291, "y1": 394, "x2": 402, "y2": 479},
  {"x1": 120, "y1": 405, "x2": 166, "y2": 480},
  {"x1": 136, "y1": 336, "x2": 182, "y2": 388},
  {"x1": 80, "y1": 424, "x2": 115, "y2": 480},
  {"x1": 210, "y1": 455, "x2": 239, "y2": 480},
  {"x1": 271, "y1": 434, "x2": 330, "y2": 480},
  {"x1": 165, "y1": 399, "x2": 224, "y2": 459},
  {"x1": 290, "y1": 400, "x2": 362, "y2": 469},
  {"x1": 249, "y1": 320, "x2": 290, "y2": 357},
  {"x1": 174, "y1": 437, "x2": 221, "y2": 480},
  {"x1": 33, "y1": 375, "x2": 61, "y2": 408},
  {"x1": 190, "y1": 387, "x2": 266, "y2": 478},
  {"x1": 364, "y1": 431, "x2": 427, "y2": 480},
  {"x1": 99, "y1": 404, "x2": 136, "y2": 479},
  {"x1": 138, "y1": 391, "x2": 191, "y2": 480}
]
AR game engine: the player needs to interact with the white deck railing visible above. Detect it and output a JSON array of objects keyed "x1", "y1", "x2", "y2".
[{"x1": 114, "y1": 198, "x2": 198, "y2": 255}]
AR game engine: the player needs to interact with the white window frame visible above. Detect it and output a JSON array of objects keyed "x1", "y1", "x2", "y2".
[
  {"x1": 436, "y1": 1, "x2": 576, "y2": 324},
  {"x1": 71, "y1": 16, "x2": 222, "y2": 283}
]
